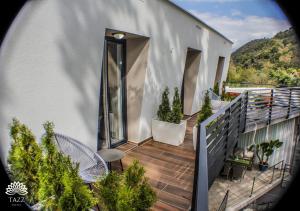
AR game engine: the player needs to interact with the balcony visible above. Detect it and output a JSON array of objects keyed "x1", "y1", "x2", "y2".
[{"x1": 193, "y1": 87, "x2": 300, "y2": 211}]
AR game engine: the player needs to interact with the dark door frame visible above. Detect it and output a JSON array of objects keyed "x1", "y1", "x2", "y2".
[{"x1": 98, "y1": 36, "x2": 128, "y2": 149}]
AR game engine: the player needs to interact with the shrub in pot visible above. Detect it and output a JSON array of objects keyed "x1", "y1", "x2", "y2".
[
  {"x1": 38, "y1": 122, "x2": 97, "y2": 210},
  {"x1": 249, "y1": 139, "x2": 283, "y2": 171},
  {"x1": 213, "y1": 82, "x2": 220, "y2": 96},
  {"x1": 152, "y1": 87, "x2": 186, "y2": 146},
  {"x1": 95, "y1": 160, "x2": 156, "y2": 211},
  {"x1": 8, "y1": 119, "x2": 97, "y2": 210},
  {"x1": 7, "y1": 118, "x2": 42, "y2": 205},
  {"x1": 193, "y1": 91, "x2": 213, "y2": 150}
]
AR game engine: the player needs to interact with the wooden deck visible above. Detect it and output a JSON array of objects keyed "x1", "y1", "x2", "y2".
[{"x1": 114, "y1": 115, "x2": 197, "y2": 210}]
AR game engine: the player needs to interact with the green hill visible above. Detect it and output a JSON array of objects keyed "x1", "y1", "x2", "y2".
[{"x1": 227, "y1": 27, "x2": 300, "y2": 86}]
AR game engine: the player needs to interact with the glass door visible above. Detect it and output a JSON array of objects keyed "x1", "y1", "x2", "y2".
[{"x1": 99, "y1": 38, "x2": 127, "y2": 148}]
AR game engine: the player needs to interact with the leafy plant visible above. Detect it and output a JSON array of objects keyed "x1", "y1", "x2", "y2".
[
  {"x1": 221, "y1": 90, "x2": 236, "y2": 102},
  {"x1": 95, "y1": 171, "x2": 121, "y2": 211},
  {"x1": 38, "y1": 122, "x2": 97, "y2": 210},
  {"x1": 170, "y1": 87, "x2": 183, "y2": 124},
  {"x1": 227, "y1": 28, "x2": 300, "y2": 87},
  {"x1": 249, "y1": 139, "x2": 283, "y2": 165},
  {"x1": 197, "y1": 91, "x2": 213, "y2": 125},
  {"x1": 157, "y1": 87, "x2": 171, "y2": 122},
  {"x1": 95, "y1": 160, "x2": 157, "y2": 211},
  {"x1": 8, "y1": 118, "x2": 42, "y2": 204},
  {"x1": 59, "y1": 162, "x2": 98, "y2": 210},
  {"x1": 157, "y1": 87, "x2": 183, "y2": 124},
  {"x1": 213, "y1": 82, "x2": 219, "y2": 96}
]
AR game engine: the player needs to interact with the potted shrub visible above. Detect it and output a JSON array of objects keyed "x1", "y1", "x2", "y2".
[
  {"x1": 193, "y1": 91, "x2": 213, "y2": 150},
  {"x1": 152, "y1": 87, "x2": 186, "y2": 146},
  {"x1": 95, "y1": 160, "x2": 156, "y2": 210},
  {"x1": 7, "y1": 118, "x2": 42, "y2": 205},
  {"x1": 249, "y1": 139, "x2": 283, "y2": 171},
  {"x1": 7, "y1": 119, "x2": 97, "y2": 210},
  {"x1": 213, "y1": 82, "x2": 220, "y2": 96}
]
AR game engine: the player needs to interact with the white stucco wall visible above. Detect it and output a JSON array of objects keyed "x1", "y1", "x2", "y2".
[{"x1": 0, "y1": 0, "x2": 232, "y2": 163}]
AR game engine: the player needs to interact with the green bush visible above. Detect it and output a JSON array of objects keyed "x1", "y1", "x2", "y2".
[
  {"x1": 95, "y1": 160, "x2": 157, "y2": 211},
  {"x1": 95, "y1": 171, "x2": 120, "y2": 211},
  {"x1": 38, "y1": 122, "x2": 97, "y2": 210},
  {"x1": 157, "y1": 87, "x2": 171, "y2": 122},
  {"x1": 157, "y1": 87, "x2": 183, "y2": 124},
  {"x1": 8, "y1": 118, "x2": 42, "y2": 204},
  {"x1": 213, "y1": 82, "x2": 219, "y2": 96},
  {"x1": 249, "y1": 139, "x2": 283, "y2": 164},
  {"x1": 197, "y1": 91, "x2": 213, "y2": 125},
  {"x1": 8, "y1": 120, "x2": 97, "y2": 210},
  {"x1": 170, "y1": 87, "x2": 183, "y2": 124},
  {"x1": 59, "y1": 162, "x2": 98, "y2": 210}
]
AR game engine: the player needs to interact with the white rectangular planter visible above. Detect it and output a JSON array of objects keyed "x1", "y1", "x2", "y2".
[{"x1": 152, "y1": 119, "x2": 187, "y2": 146}]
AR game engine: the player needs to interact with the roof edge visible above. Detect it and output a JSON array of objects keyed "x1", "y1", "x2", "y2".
[{"x1": 167, "y1": 0, "x2": 234, "y2": 44}]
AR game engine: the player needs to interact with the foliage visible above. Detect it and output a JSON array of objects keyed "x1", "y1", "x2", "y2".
[
  {"x1": 270, "y1": 68, "x2": 300, "y2": 86},
  {"x1": 8, "y1": 120, "x2": 97, "y2": 209},
  {"x1": 227, "y1": 27, "x2": 300, "y2": 86},
  {"x1": 95, "y1": 160, "x2": 157, "y2": 211},
  {"x1": 157, "y1": 87, "x2": 171, "y2": 122},
  {"x1": 95, "y1": 171, "x2": 120, "y2": 211},
  {"x1": 7, "y1": 118, "x2": 42, "y2": 204},
  {"x1": 220, "y1": 87, "x2": 236, "y2": 102},
  {"x1": 249, "y1": 139, "x2": 283, "y2": 164},
  {"x1": 197, "y1": 91, "x2": 213, "y2": 125},
  {"x1": 170, "y1": 87, "x2": 183, "y2": 124},
  {"x1": 38, "y1": 122, "x2": 97, "y2": 210},
  {"x1": 157, "y1": 87, "x2": 183, "y2": 124},
  {"x1": 213, "y1": 82, "x2": 219, "y2": 96},
  {"x1": 58, "y1": 161, "x2": 98, "y2": 210}
]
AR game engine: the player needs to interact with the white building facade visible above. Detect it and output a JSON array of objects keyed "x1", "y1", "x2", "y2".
[{"x1": 0, "y1": 0, "x2": 232, "y2": 163}]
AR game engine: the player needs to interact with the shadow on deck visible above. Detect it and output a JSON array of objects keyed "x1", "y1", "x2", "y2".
[{"x1": 113, "y1": 115, "x2": 198, "y2": 210}]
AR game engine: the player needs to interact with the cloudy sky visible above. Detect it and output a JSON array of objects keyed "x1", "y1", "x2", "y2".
[{"x1": 172, "y1": 0, "x2": 291, "y2": 50}]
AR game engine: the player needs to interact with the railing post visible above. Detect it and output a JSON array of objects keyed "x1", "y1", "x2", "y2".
[
  {"x1": 280, "y1": 160, "x2": 284, "y2": 178},
  {"x1": 268, "y1": 89, "x2": 274, "y2": 125},
  {"x1": 240, "y1": 92, "x2": 248, "y2": 133},
  {"x1": 281, "y1": 164, "x2": 286, "y2": 187},
  {"x1": 250, "y1": 177, "x2": 256, "y2": 197},
  {"x1": 270, "y1": 165, "x2": 275, "y2": 184},
  {"x1": 244, "y1": 91, "x2": 248, "y2": 131},
  {"x1": 224, "y1": 108, "x2": 231, "y2": 159},
  {"x1": 287, "y1": 88, "x2": 292, "y2": 119},
  {"x1": 192, "y1": 124, "x2": 209, "y2": 211}
]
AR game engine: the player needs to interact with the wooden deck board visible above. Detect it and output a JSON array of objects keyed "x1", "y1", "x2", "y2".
[{"x1": 114, "y1": 115, "x2": 197, "y2": 210}]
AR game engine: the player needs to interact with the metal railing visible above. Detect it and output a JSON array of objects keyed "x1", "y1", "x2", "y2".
[
  {"x1": 192, "y1": 87, "x2": 300, "y2": 211},
  {"x1": 208, "y1": 88, "x2": 221, "y2": 100},
  {"x1": 217, "y1": 190, "x2": 229, "y2": 211},
  {"x1": 224, "y1": 82, "x2": 275, "y2": 88},
  {"x1": 246, "y1": 87, "x2": 300, "y2": 129},
  {"x1": 249, "y1": 160, "x2": 284, "y2": 197}
]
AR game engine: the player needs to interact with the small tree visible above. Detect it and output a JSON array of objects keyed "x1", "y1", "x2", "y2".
[
  {"x1": 170, "y1": 87, "x2": 183, "y2": 124},
  {"x1": 213, "y1": 82, "x2": 219, "y2": 96},
  {"x1": 197, "y1": 91, "x2": 213, "y2": 125},
  {"x1": 157, "y1": 87, "x2": 171, "y2": 122},
  {"x1": 38, "y1": 122, "x2": 65, "y2": 209},
  {"x1": 249, "y1": 139, "x2": 283, "y2": 165},
  {"x1": 58, "y1": 162, "x2": 98, "y2": 210},
  {"x1": 8, "y1": 118, "x2": 42, "y2": 204},
  {"x1": 38, "y1": 122, "x2": 97, "y2": 210},
  {"x1": 95, "y1": 160, "x2": 156, "y2": 211},
  {"x1": 95, "y1": 171, "x2": 121, "y2": 211}
]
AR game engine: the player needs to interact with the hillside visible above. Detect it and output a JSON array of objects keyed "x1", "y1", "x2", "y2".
[{"x1": 227, "y1": 27, "x2": 300, "y2": 86}]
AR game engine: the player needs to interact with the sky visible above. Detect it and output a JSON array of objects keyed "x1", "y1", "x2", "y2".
[{"x1": 171, "y1": 0, "x2": 291, "y2": 50}]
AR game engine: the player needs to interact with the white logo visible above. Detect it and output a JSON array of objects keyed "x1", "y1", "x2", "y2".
[{"x1": 5, "y1": 182, "x2": 28, "y2": 196}]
